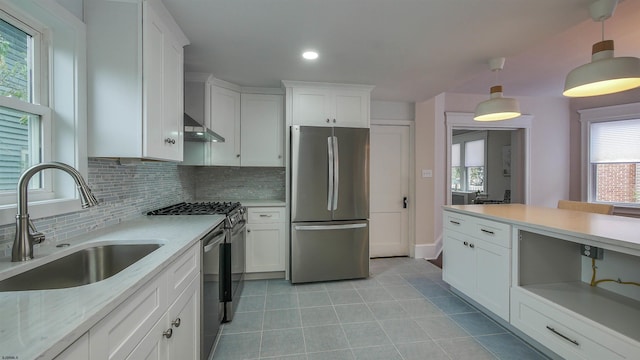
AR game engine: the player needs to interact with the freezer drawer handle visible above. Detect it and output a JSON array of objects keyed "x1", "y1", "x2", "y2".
[{"x1": 295, "y1": 223, "x2": 367, "y2": 231}]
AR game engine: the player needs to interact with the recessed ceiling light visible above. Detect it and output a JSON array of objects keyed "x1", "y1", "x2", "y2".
[{"x1": 302, "y1": 51, "x2": 318, "y2": 60}]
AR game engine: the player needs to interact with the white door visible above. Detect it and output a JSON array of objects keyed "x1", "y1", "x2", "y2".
[{"x1": 370, "y1": 125, "x2": 410, "y2": 257}]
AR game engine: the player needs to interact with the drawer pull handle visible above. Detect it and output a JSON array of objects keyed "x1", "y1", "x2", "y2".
[
  {"x1": 172, "y1": 317, "x2": 181, "y2": 328},
  {"x1": 449, "y1": 220, "x2": 460, "y2": 225},
  {"x1": 546, "y1": 326, "x2": 579, "y2": 346},
  {"x1": 480, "y1": 228, "x2": 495, "y2": 235},
  {"x1": 259, "y1": 214, "x2": 272, "y2": 217},
  {"x1": 163, "y1": 328, "x2": 173, "y2": 339},
  {"x1": 469, "y1": 243, "x2": 475, "y2": 249}
]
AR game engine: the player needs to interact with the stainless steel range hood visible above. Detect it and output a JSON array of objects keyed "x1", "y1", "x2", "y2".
[{"x1": 184, "y1": 113, "x2": 225, "y2": 143}]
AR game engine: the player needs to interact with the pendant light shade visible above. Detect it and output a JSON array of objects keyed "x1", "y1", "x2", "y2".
[
  {"x1": 563, "y1": 0, "x2": 640, "y2": 97},
  {"x1": 474, "y1": 58, "x2": 521, "y2": 122},
  {"x1": 474, "y1": 86, "x2": 521, "y2": 121},
  {"x1": 563, "y1": 40, "x2": 640, "y2": 97}
]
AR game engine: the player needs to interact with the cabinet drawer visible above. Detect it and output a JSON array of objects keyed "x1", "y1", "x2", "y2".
[
  {"x1": 248, "y1": 207, "x2": 285, "y2": 223},
  {"x1": 511, "y1": 288, "x2": 639, "y2": 360},
  {"x1": 472, "y1": 217, "x2": 510, "y2": 248},
  {"x1": 166, "y1": 243, "x2": 200, "y2": 304},
  {"x1": 89, "y1": 274, "x2": 167, "y2": 360},
  {"x1": 443, "y1": 211, "x2": 472, "y2": 233}
]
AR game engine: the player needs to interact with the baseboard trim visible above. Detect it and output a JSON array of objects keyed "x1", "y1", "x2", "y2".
[{"x1": 414, "y1": 236, "x2": 442, "y2": 259}]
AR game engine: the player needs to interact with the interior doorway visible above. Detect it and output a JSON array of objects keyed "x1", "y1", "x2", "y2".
[{"x1": 445, "y1": 112, "x2": 533, "y2": 206}]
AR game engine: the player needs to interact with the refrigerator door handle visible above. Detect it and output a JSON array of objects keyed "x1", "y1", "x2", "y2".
[
  {"x1": 294, "y1": 223, "x2": 367, "y2": 231},
  {"x1": 332, "y1": 136, "x2": 339, "y2": 210},
  {"x1": 327, "y1": 136, "x2": 334, "y2": 211}
]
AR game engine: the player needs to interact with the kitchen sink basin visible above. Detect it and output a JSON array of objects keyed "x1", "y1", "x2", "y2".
[{"x1": 0, "y1": 243, "x2": 162, "y2": 291}]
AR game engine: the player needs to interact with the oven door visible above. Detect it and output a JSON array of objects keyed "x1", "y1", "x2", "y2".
[
  {"x1": 202, "y1": 226, "x2": 225, "y2": 359},
  {"x1": 222, "y1": 218, "x2": 246, "y2": 322}
]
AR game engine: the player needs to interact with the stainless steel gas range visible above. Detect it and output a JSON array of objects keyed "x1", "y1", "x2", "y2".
[{"x1": 147, "y1": 201, "x2": 246, "y2": 359}]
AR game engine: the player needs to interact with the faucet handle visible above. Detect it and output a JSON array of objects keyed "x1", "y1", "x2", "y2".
[{"x1": 28, "y1": 219, "x2": 45, "y2": 244}]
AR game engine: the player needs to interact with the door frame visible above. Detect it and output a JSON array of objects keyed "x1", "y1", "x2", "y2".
[
  {"x1": 445, "y1": 112, "x2": 533, "y2": 206},
  {"x1": 371, "y1": 120, "x2": 415, "y2": 257}
]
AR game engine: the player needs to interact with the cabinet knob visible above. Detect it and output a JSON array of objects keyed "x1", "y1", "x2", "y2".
[
  {"x1": 278, "y1": 155, "x2": 282, "y2": 159},
  {"x1": 463, "y1": 241, "x2": 468, "y2": 247},
  {"x1": 326, "y1": 118, "x2": 330, "y2": 123},
  {"x1": 163, "y1": 328, "x2": 173, "y2": 339},
  {"x1": 164, "y1": 138, "x2": 176, "y2": 145},
  {"x1": 236, "y1": 154, "x2": 240, "y2": 158},
  {"x1": 333, "y1": 119, "x2": 336, "y2": 123},
  {"x1": 172, "y1": 317, "x2": 181, "y2": 328},
  {"x1": 247, "y1": 229, "x2": 251, "y2": 233},
  {"x1": 469, "y1": 243, "x2": 475, "y2": 249}
]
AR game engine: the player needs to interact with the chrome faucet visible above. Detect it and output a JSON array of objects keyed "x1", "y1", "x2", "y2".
[{"x1": 12, "y1": 162, "x2": 99, "y2": 262}]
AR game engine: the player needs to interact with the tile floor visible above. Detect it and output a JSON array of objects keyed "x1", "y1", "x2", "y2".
[{"x1": 212, "y1": 257, "x2": 548, "y2": 360}]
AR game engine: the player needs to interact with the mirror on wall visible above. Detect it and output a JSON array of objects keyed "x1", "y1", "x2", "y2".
[{"x1": 445, "y1": 111, "x2": 532, "y2": 206}]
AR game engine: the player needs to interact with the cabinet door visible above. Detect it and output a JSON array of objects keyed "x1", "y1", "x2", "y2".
[
  {"x1": 142, "y1": 2, "x2": 182, "y2": 161},
  {"x1": 292, "y1": 87, "x2": 332, "y2": 126},
  {"x1": 126, "y1": 313, "x2": 169, "y2": 360},
  {"x1": 167, "y1": 276, "x2": 200, "y2": 360},
  {"x1": 55, "y1": 333, "x2": 89, "y2": 360},
  {"x1": 210, "y1": 85, "x2": 241, "y2": 165},
  {"x1": 474, "y1": 240, "x2": 510, "y2": 321},
  {"x1": 333, "y1": 89, "x2": 369, "y2": 127},
  {"x1": 246, "y1": 223, "x2": 286, "y2": 272},
  {"x1": 442, "y1": 229, "x2": 476, "y2": 297},
  {"x1": 241, "y1": 94, "x2": 284, "y2": 166}
]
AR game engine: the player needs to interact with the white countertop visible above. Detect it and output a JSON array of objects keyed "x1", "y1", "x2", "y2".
[
  {"x1": 444, "y1": 204, "x2": 640, "y2": 254},
  {"x1": 0, "y1": 214, "x2": 224, "y2": 360}
]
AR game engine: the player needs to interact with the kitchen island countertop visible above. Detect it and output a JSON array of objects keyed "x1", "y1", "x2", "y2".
[{"x1": 0, "y1": 214, "x2": 224, "y2": 360}]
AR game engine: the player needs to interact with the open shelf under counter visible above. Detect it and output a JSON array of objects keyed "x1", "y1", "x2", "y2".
[{"x1": 518, "y1": 281, "x2": 640, "y2": 343}]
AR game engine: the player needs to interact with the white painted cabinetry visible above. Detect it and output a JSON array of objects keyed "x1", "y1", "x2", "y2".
[
  {"x1": 86, "y1": 0, "x2": 188, "y2": 161},
  {"x1": 210, "y1": 83, "x2": 242, "y2": 166},
  {"x1": 54, "y1": 333, "x2": 89, "y2": 360},
  {"x1": 283, "y1": 81, "x2": 374, "y2": 128},
  {"x1": 442, "y1": 210, "x2": 511, "y2": 321},
  {"x1": 88, "y1": 243, "x2": 200, "y2": 360},
  {"x1": 246, "y1": 207, "x2": 286, "y2": 273},
  {"x1": 241, "y1": 94, "x2": 284, "y2": 166}
]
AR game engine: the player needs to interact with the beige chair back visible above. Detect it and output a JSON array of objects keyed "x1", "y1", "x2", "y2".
[{"x1": 557, "y1": 200, "x2": 614, "y2": 215}]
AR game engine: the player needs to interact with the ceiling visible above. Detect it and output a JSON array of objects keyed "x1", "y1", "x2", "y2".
[{"x1": 161, "y1": 0, "x2": 640, "y2": 102}]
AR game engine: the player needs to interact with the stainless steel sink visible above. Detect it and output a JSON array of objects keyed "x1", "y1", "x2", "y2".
[{"x1": 0, "y1": 243, "x2": 162, "y2": 291}]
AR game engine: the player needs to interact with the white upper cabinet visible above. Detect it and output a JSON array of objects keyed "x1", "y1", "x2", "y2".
[
  {"x1": 283, "y1": 81, "x2": 374, "y2": 128},
  {"x1": 209, "y1": 83, "x2": 241, "y2": 166},
  {"x1": 86, "y1": 0, "x2": 188, "y2": 161},
  {"x1": 240, "y1": 94, "x2": 284, "y2": 166}
]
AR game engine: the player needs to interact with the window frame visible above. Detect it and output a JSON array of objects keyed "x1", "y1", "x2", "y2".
[
  {"x1": 451, "y1": 130, "x2": 488, "y2": 193},
  {"x1": 579, "y1": 102, "x2": 640, "y2": 214},
  {"x1": 0, "y1": 0, "x2": 87, "y2": 226}
]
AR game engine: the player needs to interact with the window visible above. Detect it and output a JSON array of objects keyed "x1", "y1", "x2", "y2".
[
  {"x1": 580, "y1": 103, "x2": 640, "y2": 209},
  {"x1": 451, "y1": 131, "x2": 486, "y2": 193},
  {"x1": 0, "y1": 15, "x2": 48, "y2": 193},
  {"x1": 0, "y1": 1, "x2": 86, "y2": 225}
]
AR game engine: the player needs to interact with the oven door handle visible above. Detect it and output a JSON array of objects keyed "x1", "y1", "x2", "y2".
[
  {"x1": 231, "y1": 220, "x2": 247, "y2": 236},
  {"x1": 204, "y1": 230, "x2": 226, "y2": 253}
]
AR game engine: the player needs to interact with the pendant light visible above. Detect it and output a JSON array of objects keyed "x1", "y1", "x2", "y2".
[
  {"x1": 474, "y1": 57, "x2": 521, "y2": 121},
  {"x1": 563, "y1": 0, "x2": 640, "y2": 97}
]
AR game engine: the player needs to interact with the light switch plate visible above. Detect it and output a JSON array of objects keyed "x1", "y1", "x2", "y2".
[{"x1": 422, "y1": 169, "x2": 433, "y2": 178}]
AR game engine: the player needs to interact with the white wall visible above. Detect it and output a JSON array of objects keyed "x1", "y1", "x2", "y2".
[
  {"x1": 371, "y1": 100, "x2": 415, "y2": 121},
  {"x1": 55, "y1": 0, "x2": 82, "y2": 20},
  {"x1": 413, "y1": 92, "x2": 571, "y2": 252}
]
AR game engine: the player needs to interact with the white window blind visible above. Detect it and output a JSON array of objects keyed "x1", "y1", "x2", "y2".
[
  {"x1": 452, "y1": 143, "x2": 460, "y2": 167},
  {"x1": 591, "y1": 119, "x2": 640, "y2": 163},
  {"x1": 465, "y1": 139, "x2": 484, "y2": 167}
]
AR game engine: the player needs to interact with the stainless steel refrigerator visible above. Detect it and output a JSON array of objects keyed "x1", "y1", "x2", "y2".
[{"x1": 290, "y1": 125, "x2": 369, "y2": 284}]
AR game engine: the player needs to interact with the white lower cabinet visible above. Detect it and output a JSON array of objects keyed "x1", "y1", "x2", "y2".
[
  {"x1": 442, "y1": 211, "x2": 511, "y2": 321},
  {"x1": 87, "y1": 243, "x2": 200, "y2": 360},
  {"x1": 246, "y1": 207, "x2": 285, "y2": 273},
  {"x1": 54, "y1": 333, "x2": 89, "y2": 360}
]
